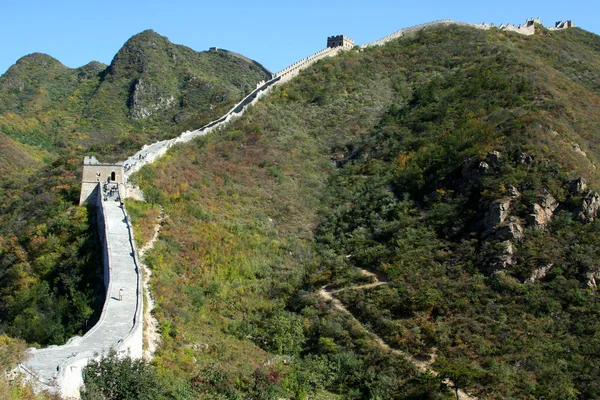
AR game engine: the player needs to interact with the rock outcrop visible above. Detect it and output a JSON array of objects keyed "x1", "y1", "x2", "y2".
[
  {"x1": 462, "y1": 159, "x2": 490, "y2": 183},
  {"x1": 525, "y1": 263, "x2": 553, "y2": 284},
  {"x1": 584, "y1": 268, "x2": 600, "y2": 288},
  {"x1": 490, "y1": 240, "x2": 516, "y2": 271},
  {"x1": 526, "y1": 189, "x2": 558, "y2": 229},
  {"x1": 484, "y1": 199, "x2": 511, "y2": 233},
  {"x1": 517, "y1": 152, "x2": 533, "y2": 166},
  {"x1": 129, "y1": 78, "x2": 175, "y2": 120},
  {"x1": 575, "y1": 190, "x2": 600, "y2": 223},
  {"x1": 571, "y1": 142, "x2": 588, "y2": 158},
  {"x1": 495, "y1": 218, "x2": 524, "y2": 241},
  {"x1": 486, "y1": 151, "x2": 503, "y2": 168},
  {"x1": 483, "y1": 196, "x2": 524, "y2": 241},
  {"x1": 566, "y1": 178, "x2": 587, "y2": 194},
  {"x1": 507, "y1": 185, "x2": 520, "y2": 198},
  {"x1": 563, "y1": 178, "x2": 600, "y2": 223}
]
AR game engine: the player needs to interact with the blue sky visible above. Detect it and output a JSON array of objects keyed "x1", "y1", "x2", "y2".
[{"x1": 1, "y1": 0, "x2": 597, "y2": 76}]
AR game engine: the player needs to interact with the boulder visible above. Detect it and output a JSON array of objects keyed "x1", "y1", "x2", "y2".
[
  {"x1": 486, "y1": 151, "x2": 503, "y2": 168},
  {"x1": 484, "y1": 199, "x2": 511, "y2": 231},
  {"x1": 575, "y1": 190, "x2": 600, "y2": 223},
  {"x1": 525, "y1": 263, "x2": 553, "y2": 284},
  {"x1": 495, "y1": 218, "x2": 524, "y2": 241},
  {"x1": 526, "y1": 190, "x2": 558, "y2": 229}
]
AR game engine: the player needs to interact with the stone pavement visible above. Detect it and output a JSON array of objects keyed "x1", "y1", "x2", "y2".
[{"x1": 22, "y1": 198, "x2": 142, "y2": 398}]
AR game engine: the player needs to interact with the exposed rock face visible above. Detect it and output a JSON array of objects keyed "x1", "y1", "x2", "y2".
[
  {"x1": 483, "y1": 198, "x2": 524, "y2": 241},
  {"x1": 507, "y1": 185, "x2": 520, "y2": 198},
  {"x1": 575, "y1": 190, "x2": 600, "y2": 223},
  {"x1": 484, "y1": 199, "x2": 511, "y2": 232},
  {"x1": 462, "y1": 159, "x2": 490, "y2": 183},
  {"x1": 129, "y1": 78, "x2": 175, "y2": 119},
  {"x1": 526, "y1": 190, "x2": 558, "y2": 229},
  {"x1": 584, "y1": 268, "x2": 600, "y2": 288},
  {"x1": 566, "y1": 178, "x2": 587, "y2": 194},
  {"x1": 495, "y1": 218, "x2": 524, "y2": 241},
  {"x1": 2, "y1": 73, "x2": 24, "y2": 91},
  {"x1": 525, "y1": 263, "x2": 553, "y2": 284},
  {"x1": 486, "y1": 151, "x2": 503, "y2": 168}
]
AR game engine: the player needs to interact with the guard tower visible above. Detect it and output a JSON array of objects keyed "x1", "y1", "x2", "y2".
[
  {"x1": 327, "y1": 35, "x2": 355, "y2": 49},
  {"x1": 79, "y1": 156, "x2": 125, "y2": 206}
]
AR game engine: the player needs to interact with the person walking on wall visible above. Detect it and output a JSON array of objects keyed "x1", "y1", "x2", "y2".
[{"x1": 119, "y1": 288, "x2": 124, "y2": 301}]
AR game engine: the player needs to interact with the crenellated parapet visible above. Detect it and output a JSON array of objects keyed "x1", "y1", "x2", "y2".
[
  {"x1": 360, "y1": 18, "x2": 574, "y2": 48},
  {"x1": 327, "y1": 35, "x2": 355, "y2": 49},
  {"x1": 79, "y1": 156, "x2": 125, "y2": 206},
  {"x1": 551, "y1": 20, "x2": 574, "y2": 30}
]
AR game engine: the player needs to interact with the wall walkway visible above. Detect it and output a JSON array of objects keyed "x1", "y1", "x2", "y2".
[{"x1": 21, "y1": 189, "x2": 143, "y2": 398}]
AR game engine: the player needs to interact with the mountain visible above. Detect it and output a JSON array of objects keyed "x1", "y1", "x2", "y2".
[
  {"x1": 122, "y1": 24, "x2": 600, "y2": 399},
  {"x1": 0, "y1": 30, "x2": 271, "y2": 350},
  {"x1": 0, "y1": 29, "x2": 272, "y2": 158}
]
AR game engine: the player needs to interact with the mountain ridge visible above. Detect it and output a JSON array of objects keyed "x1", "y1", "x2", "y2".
[
  {"x1": 0, "y1": 29, "x2": 272, "y2": 158},
  {"x1": 120, "y1": 23, "x2": 600, "y2": 399}
]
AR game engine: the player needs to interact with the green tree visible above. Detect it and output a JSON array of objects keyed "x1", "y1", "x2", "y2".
[
  {"x1": 81, "y1": 349, "x2": 161, "y2": 400},
  {"x1": 438, "y1": 360, "x2": 482, "y2": 400}
]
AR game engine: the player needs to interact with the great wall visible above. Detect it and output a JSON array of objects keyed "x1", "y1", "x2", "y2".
[{"x1": 19, "y1": 18, "x2": 573, "y2": 398}]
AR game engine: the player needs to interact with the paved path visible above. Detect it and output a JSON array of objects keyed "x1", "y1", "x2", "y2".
[{"x1": 23, "y1": 198, "x2": 142, "y2": 398}]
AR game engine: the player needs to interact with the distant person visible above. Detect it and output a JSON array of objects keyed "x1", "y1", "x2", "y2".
[{"x1": 119, "y1": 288, "x2": 124, "y2": 301}]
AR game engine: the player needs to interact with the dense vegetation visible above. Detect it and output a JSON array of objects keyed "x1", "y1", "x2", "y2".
[
  {"x1": 124, "y1": 25, "x2": 600, "y2": 399},
  {"x1": 0, "y1": 29, "x2": 271, "y2": 159},
  {"x1": 0, "y1": 30, "x2": 269, "y2": 349}
]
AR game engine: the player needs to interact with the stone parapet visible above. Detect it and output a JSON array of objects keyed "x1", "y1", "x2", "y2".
[{"x1": 22, "y1": 184, "x2": 143, "y2": 398}]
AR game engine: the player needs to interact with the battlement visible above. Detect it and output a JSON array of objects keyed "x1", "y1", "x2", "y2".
[
  {"x1": 83, "y1": 155, "x2": 124, "y2": 166},
  {"x1": 555, "y1": 20, "x2": 573, "y2": 29},
  {"x1": 80, "y1": 157, "x2": 125, "y2": 206},
  {"x1": 327, "y1": 35, "x2": 354, "y2": 49}
]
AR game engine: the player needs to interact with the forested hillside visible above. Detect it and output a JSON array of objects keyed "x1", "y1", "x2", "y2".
[
  {"x1": 119, "y1": 24, "x2": 600, "y2": 399},
  {"x1": 0, "y1": 30, "x2": 270, "y2": 349},
  {"x1": 0, "y1": 29, "x2": 271, "y2": 158}
]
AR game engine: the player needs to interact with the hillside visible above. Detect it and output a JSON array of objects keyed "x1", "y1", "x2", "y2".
[
  {"x1": 0, "y1": 30, "x2": 270, "y2": 349},
  {"x1": 0, "y1": 29, "x2": 271, "y2": 159},
  {"x1": 122, "y1": 24, "x2": 600, "y2": 399}
]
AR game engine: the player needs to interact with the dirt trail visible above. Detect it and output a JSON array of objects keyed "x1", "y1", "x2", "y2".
[
  {"x1": 140, "y1": 208, "x2": 164, "y2": 360},
  {"x1": 318, "y1": 268, "x2": 477, "y2": 400}
]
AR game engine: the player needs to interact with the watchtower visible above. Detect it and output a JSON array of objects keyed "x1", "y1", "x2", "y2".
[
  {"x1": 327, "y1": 35, "x2": 355, "y2": 49},
  {"x1": 79, "y1": 156, "x2": 125, "y2": 206}
]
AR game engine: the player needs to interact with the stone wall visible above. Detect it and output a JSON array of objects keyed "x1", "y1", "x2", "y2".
[
  {"x1": 359, "y1": 18, "x2": 572, "y2": 49},
  {"x1": 274, "y1": 46, "x2": 343, "y2": 83},
  {"x1": 21, "y1": 183, "x2": 143, "y2": 398},
  {"x1": 327, "y1": 35, "x2": 355, "y2": 49},
  {"x1": 79, "y1": 156, "x2": 125, "y2": 206},
  {"x1": 95, "y1": 186, "x2": 109, "y2": 291}
]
